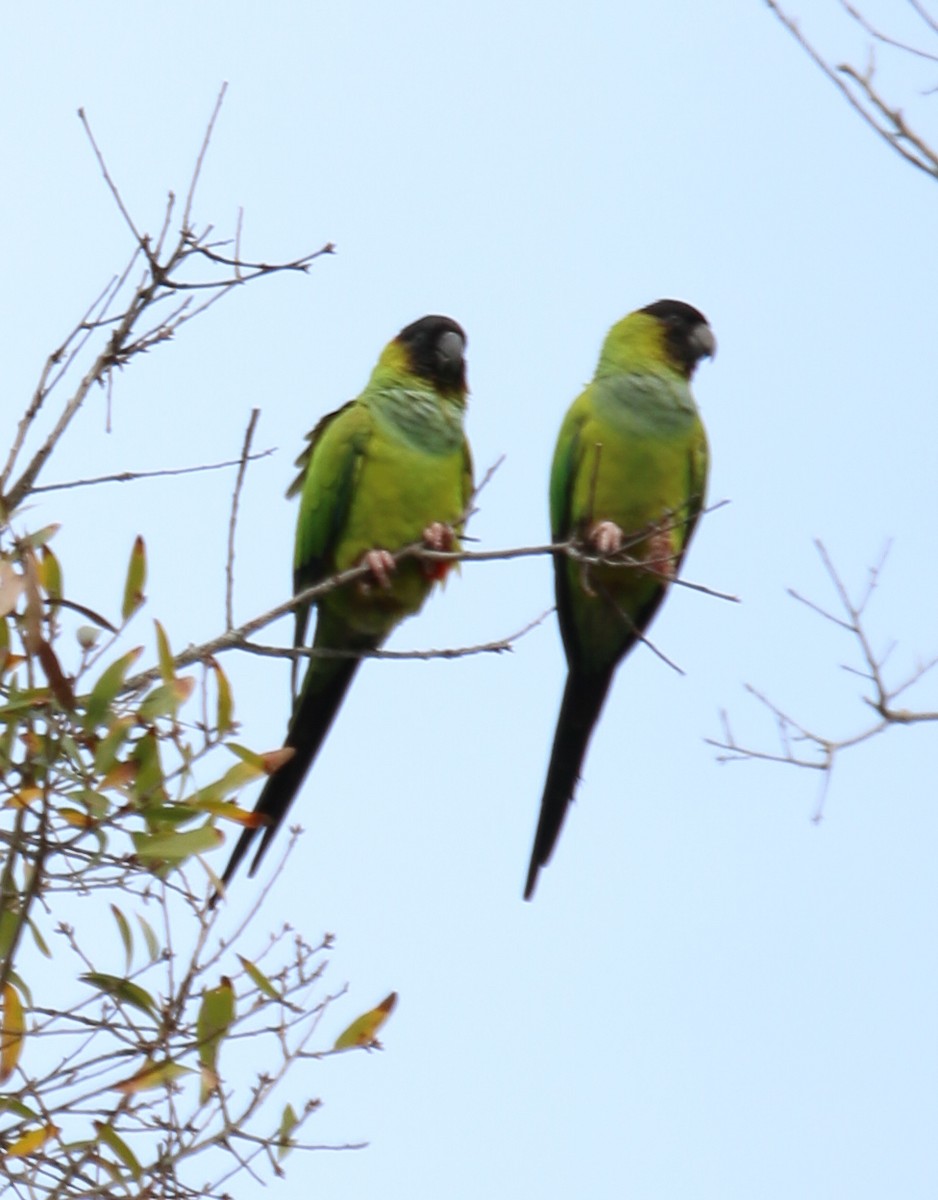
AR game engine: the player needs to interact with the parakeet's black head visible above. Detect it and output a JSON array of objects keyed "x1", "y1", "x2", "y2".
[
  {"x1": 640, "y1": 299, "x2": 716, "y2": 378},
  {"x1": 396, "y1": 315, "x2": 468, "y2": 395}
]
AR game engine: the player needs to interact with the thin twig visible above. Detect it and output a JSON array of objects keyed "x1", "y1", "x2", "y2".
[
  {"x1": 31, "y1": 450, "x2": 274, "y2": 494},
  {"x1": 226, "y1": 409, "x2": 260, "y2": 629},
  {"x1": 183, "y1": 83, "x2": 229, "y2": 230},
  {"x1": 240, "y1": 608, "x2": 554, "y2": 664}
]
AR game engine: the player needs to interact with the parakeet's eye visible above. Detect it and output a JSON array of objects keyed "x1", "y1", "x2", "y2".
[{"x1": 436, "y1": 330, "x2": 465, "y2": 367}]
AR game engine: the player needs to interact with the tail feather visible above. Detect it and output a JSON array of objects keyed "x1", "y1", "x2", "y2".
[
  {"x1": 524, "y1": 668, "x2": 614, "y2": 900},
  {"x1": 214, "y1": 652, "x2": 364, "y2": 900}
]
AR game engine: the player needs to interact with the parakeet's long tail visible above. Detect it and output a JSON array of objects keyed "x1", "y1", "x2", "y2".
[
  {"x1": 214, "y1": 651, "x2": 366, "y2": 900},
  {"x1": 524, "y1": 668, "x2": 614, "y2": 900}
]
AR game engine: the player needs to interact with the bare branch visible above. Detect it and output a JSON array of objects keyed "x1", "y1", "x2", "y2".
[
  {"x1": 710, "y1": 540, "x2": 938, "y2": 813},
  {"x1": 765, "y1": 0, "x2": 938, "y2": 178}
]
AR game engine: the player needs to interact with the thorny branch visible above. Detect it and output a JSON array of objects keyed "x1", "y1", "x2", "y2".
[
  {"x1": 707, "y1": 540, "x2": 938, "y2": 819},
  {"x1": 765, "y1": 0, "x2": 938, "y2": 179}
]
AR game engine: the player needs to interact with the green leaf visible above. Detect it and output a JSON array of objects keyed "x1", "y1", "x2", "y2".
[
  {"x1": 121, "y1": 536, "x2": 147, "y2": 622},
  {"x1": 237, "y1": 954, "x2": 283, "y2": 1001},
  {"x1": 94, "y1": 714, "x2": 135, "y2": 774},
  {"x1": 80, "y1": 973, "x2": 159, "y2": 1019},
  {"x1": 129, "y1": 730, "x2": 166, "y2": 805},
  {"x1": 154, "y1": 620, "x2": 174, "y2": 683},
  {"x1": 212, "y1": 660, "x2": 234, "y2": 734},
  {"x1": 110, "y1": 905, "x2": 133, "y2": 974},
  {"x1": 0, "y1": 1097, "x2": 40, "y2": 1121},
  {"x1": 84, "y1": 648, "x2": 143, "y2": 731},
  {"x1": 25, "y1": 916, "x2": 51, "y2": 959},
  {"x1": 136, "y1": 677, "x2": 196, "y2": 723},
  {"x1": 224, "y1": 742, "x2": 268, "y2": 768},
  {"x1": 132, "y1": 824, "x2": 223, "y2": 862},
  {"x1": 137, "y1": 914, "x2": 160, "y2": 964},
  {"x1": 94, "y1": 1121, "x2": 142, "y2": 1181},
  {"x1": 190, "y1": 760, "x2": 265, "y2": 809},
  {"x1": 196, "y1": 977, "x2": 236, "y2": 1103},
  {"x1": 277, "y1": 1102, "x2": 299, "y2": 1161}
]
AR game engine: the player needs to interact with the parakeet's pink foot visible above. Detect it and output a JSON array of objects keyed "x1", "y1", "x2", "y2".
[
  {"x1": 422, "y1": 521, "x2": 455, "y2": 551},
  {"x1": 588, "y1": 520, "x2": 624, "y2": 556},
  {"x1": 421, "y1": 522, "x2": 456, "y2": 581},
  {"x1": 361, "y1": 548, "x2": 396, "y2": 590}
]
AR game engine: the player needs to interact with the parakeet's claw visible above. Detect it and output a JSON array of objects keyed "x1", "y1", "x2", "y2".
[
  {"x1": 422, "y1": 521, "x2": 455, "y2": 552},
  {"x1": 361, "y1": 548, "x2": 396, "y2": 591},
  {"x1": 588, "y1": 520, "x2": 624, "y2": 557},
  {"x1": 645, "y1": 524, "x2": 678, "y2": 579}
]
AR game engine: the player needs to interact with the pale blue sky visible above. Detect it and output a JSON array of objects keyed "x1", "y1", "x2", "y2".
[{"x1": 3, "y1": 2, "x2": 937, "y2": 1197}]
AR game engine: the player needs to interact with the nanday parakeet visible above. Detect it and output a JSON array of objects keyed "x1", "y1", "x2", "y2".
[
  {"x1": 524, "y1": 299, "x2": 715, "y2": 900},
  {"x1": 218, "y1": 315, "x2": 473, "y2": 895}
]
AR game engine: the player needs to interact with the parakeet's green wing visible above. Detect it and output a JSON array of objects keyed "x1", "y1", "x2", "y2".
[{"x1": 289, "y1": 401, "x2": 369, "y2": 693}]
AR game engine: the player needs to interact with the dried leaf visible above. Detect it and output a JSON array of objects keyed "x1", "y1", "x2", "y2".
[{"x1": 0, "y1": 563, "x2": 24, "y2": 619}]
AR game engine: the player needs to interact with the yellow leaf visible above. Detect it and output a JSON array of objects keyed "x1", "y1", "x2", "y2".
[
  {"x1": 59, "y1": 807, "x2": 96, "y2": 829},
  {"x1": 334, "y1": 992, "x2": 398, "y2": 1050},
  {"x1": 113, "y1": 1059, "x2": 192, "y2": 1094},
  {"x1": 0, "y1": 983, "x2": 25, "y2": 1083},
  {"x1": 4, "y1": 1124, "x2": 58, "y2": 1159},
  {"x1": 7, "y1": 787, "x2": 40, "y2": 810},
  {"x1": 38, "y1": 546, "x2": 62, "y2": 602}
]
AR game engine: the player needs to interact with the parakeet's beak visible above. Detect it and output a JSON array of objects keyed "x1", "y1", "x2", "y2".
[
  {"x1": 436, "y1": 329, "x2": 465, "y2": 369},
  {"x1": 692, "y1": 323, "x2": 717, "y2": 361}
]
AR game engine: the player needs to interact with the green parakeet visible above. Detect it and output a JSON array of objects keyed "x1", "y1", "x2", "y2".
[
  {"x1": 218, "y1": 316, "x2": 473, "y2": 895},
  {"x1": 524, "y1": 299, "x2": 714, "y2": 900}
]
